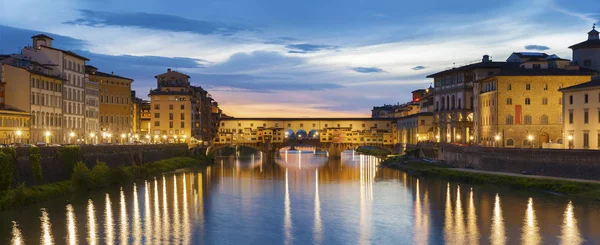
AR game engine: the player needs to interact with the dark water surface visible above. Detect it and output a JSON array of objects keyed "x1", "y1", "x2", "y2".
[{"x1": 1, "y1": 150, "x2": 599, "y2": 244}]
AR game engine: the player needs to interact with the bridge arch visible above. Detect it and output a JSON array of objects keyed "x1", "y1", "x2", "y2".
[
  {"x1": 296, "y1": 129, "x2": 308, "y2": 139},
  {"x1": 308, "y1": 129, "x2": 319, "y2": 139},
  {"x1": 284, "y1": 129, "x2": 295, "y2": 140}
]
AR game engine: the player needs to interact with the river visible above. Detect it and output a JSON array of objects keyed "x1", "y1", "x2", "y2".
[{"x1": 1, "y1": 149, "x2": 599, "y2": 244}]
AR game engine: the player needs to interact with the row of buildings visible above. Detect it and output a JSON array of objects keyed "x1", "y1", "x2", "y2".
[
  {"x1": 373, "y1": 25, "x2": 600, "y2": 150},
  {"x1": 0, "y1": 34, "x2": 222, "y2": 144}
]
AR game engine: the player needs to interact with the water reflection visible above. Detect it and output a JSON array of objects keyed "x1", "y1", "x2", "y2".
[
  {"x1": 522, "y1": 198, "x2": 541, "y2": 245},
  {"x1": 40, "y1": 208, "x2": 53, "y2": 245},
  {"x1": 11, "y1": 221, "x2": 23, "y2": 245},
  {"x1": 560, "y1": 201, "x2": 582, "y2": 245},
  {"x1": 3, "y1": 151, "x2": 600, "y2": 244},
  {"x1": 66, "y1": 204, "x2": 77, "y2": 245},
  {"x1": 87, "y1": 200, "x2": 97, "y2": 245},
  {"x1": 104, "y1": 194, "x2": 114, "y2": 245},
  {"x1": 490, "y1": 194, "x2": 506, "y2": 245}
]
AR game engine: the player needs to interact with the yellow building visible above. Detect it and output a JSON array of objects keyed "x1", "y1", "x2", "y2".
[
  {"x1": 149, "y1": 69, "x2": 192, "y2": 142},
  {"x1": 475, "y1": 69, "x2": 594, "y2": 148},
  {"x1": 87, "y1": 66, "x2": 133, "y2": 143},
  {"x1": 0, "y1": 80, "x2": 31, "y2": 144},
  {"x1": 396, "y1": 112, "x2": 434, "y2": 145}
]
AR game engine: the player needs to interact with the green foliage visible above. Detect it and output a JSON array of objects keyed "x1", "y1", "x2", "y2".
[
  {"x1": 0, "y1": 180, "x2": 72, "y2": 211},
  {"x1": 58, "y1": 146, "x2": 82, "y2": 176},
  {"x1": 196, "y1": 153, "x2": 215, "y2": 164},
  {"x1": 29, "y1": 147, "x2": 42, "y2": 184},
  {"x1": 0, "y1": 152, "x2": 15, "y2": 192},
  {"x1": 70, "y1": 161, "x2": 92, "y2": 190},
  {"x1": 109, "y1": 166, "x2": 133, "y2": 185},
  {"x1": 356, "y1": 148, "x2": 391, "y2": 156},
  {"x1": 0, "y1": 148, "x2": 17, "y2": 163},
  {"x1": 90, "y1": 161, "x2": 110, "y2": 188}
]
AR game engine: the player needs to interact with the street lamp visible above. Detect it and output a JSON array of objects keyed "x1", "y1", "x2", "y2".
[
  {"x1": 45, "y1": 131, "x2": 51, "y2": 144},
  {"x1": 494, "y1": 135, "x2": 501, "y2": 148},
  {"x1": 527, "y1": 135, "x2": 534, "y2": 148},
  {"x1": 69, "y1": 131, "x2": 75, "y2": 144},
  {"x1": 121, "y1": 134, "x2": 126, "y2": 144},
  {"x1": 16, "y1": 130, "x2": 22, "y2": 144},
  {"x1": 163, "y1": 135, "x2": 167, "y2": 143},
  {"x1": 567, "y1": 135, "x2": 573, "y2": 149}
]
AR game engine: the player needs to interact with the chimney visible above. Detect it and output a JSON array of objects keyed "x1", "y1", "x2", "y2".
[
  {"x1": 167, "y1": 68, "x2": 172, "y2": 72},
  {"x1": 482, "y1": 55, "x2": 490, "y2": 63}
]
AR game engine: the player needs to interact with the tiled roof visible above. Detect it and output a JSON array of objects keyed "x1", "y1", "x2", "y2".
[
  {"x1": 92, "y1": 71, "x2": 134, "y2": 81},
  {"x1": 40, "y1": 45, "x2": 89, "y2": 61},
  {"x1": 568, "y1": 39, "x2": 600, "y2": 49},
  {"x1": 489, "y1": 67, "x2": 597, "y2": 77},
  {"x1": 31, "y1": 34, "x2": 54, "y2": 40},
  {"x1": 559, "y1": 78, "x2": 600, "y2": 91},
  {"x1": 426, "y1": 62, "x2": 515, "y2": 78}
]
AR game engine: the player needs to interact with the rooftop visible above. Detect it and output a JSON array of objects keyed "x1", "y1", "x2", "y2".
[
  {"x1": 40, "y1": 45, "x2": 89, "y2": 61},
  {"x1": 31, "y1": 34, "x2": 54, "y2": 40},
  {"x1": 560, "y1": 78, "x2": 600, "y2": 91},
  {"x1": 91, "y1": 70, "x2": 134, "y2": 81},
  {"x1": 426, "y1": 61, "x2": 515, "y2": 78}
]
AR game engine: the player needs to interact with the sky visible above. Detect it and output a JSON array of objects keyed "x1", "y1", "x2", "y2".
[{"x1": 0, "y1": 0, "x2": 598, "y2": 118}]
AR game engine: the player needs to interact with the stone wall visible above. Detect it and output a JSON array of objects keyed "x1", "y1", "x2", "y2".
[
  {"x1": 13, "y1": 144, "x2": 190, "y2": 185},
  {"x1": 420, "y1": 143, "x2": 600, "y2": 180}
]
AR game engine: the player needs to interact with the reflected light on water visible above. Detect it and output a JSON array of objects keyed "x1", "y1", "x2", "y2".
[
  {"x1": 173, "y1": 174, "x2": 181, "y2": 241},
  {"x1": 132, "y1": 184, "x2": 141, "y2": 245},
  {"x1": 162, "y1": 175, "x2": 170, "y2": 243},
  {"x1": 560, "y1": 201, "x2": 582, "y2": 245},
  {"x1": 40, "y1": 208, "x2": 54, "y2": 245},
  {"x1": 119, "y1": 188, "x2": 128, "y2": 245},
  {"x1": 522, "y1": 197, "x2": 541, "y2": 245},
  {"x1": 359, "y1": 154, "x2": 374, "y2": 245},
  {"x1": 413, "y1": 179, "x2": 429, "y2": 245},
  {"x1": 183, "y1": 173, "x2": 190, "y2": 244},
  {"x1": 313, "y1": 169, "x2": 322, "y2": 244},
  {"x1": 11, "y1": 221, "x2": 24, "y2": 245},
  {"x1": 284, "y1": 168, "x2": 292, "y2": 245},
  {"x1": 490, "y1": 194, "x2": 506, "y2": 245},
  {"x1": 105, "y1": 194, "x2": 114, "y2": 245},
  {"x1": 66, "y1": 204, "x2": 78, "y2": 245},
  {"x1": 143, "y1": 181, "x2": 152, "y2": 245},
  {"x1": 87, "y1": 200, "x2": 97, "y2": 245},
  {"x1": 454, "y1": 186, "x2": 466, "y2": 245},
  {"x1": 153, "y1": 178, "x2": 161, "y2": 244},
  {"x1": 467, "y1": 188, "x2": 479, "y2": 245},
  {"x1": 443, "y1": 183, "x2": 454, "y2": 244}
]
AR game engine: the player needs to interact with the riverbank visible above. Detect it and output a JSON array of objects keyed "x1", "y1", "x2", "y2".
[
  {"x1": 382, "y1": 157, "x2": 600, "y2": 201},
  {"x1": 0, "y1": 156, "x2": 209, "y2": 211}
]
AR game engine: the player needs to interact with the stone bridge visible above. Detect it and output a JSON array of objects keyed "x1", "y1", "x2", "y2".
[{"x1": 210, "y1": 118, "x2": 400, "y2": 158}]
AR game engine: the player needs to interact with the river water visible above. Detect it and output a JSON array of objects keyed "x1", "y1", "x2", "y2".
[{"x1": 1, "y1": 150, "x2": 599, "y2": 244}]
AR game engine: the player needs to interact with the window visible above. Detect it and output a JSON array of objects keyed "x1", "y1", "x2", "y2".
[
  {"x1": 154, "y1": 104, "x2": 160, "y2": 110},
  {"x1": 155, "y1": 121, "x2": 160, "y2": 126},
  {"x1": 169, "y1": 113, "x2": 173, "y2": 120},
  {"x1": 181, "y1": 104, "x2": 185, "y2": 110},
  {"x1": 569, "y1": 110, "x2": 574, "y2": 124},
  {"x1": 543, "y1": 84, "x2": 548, "y2": 90},
  {"x1": 506, "y1": 115, "x2": 514, "y2": 125},
  {"x1": 506, "y1": 98, "x2": 512, "y2": 105},
  {"x1": 569, "y1": 95, "x2": 573, "y2": 104},
  {"x1": 584, "y1": 110, "x2": 589, "y2": 124},
  {"x1": 526, "y1": 84, "x2": 531, "y2": 90},
  {"x1": 583, "y1": 132, "x2": 590, "y2": 148},
  {"x1": 507, "y1": 84, "x2": 512, "y2": 90},
  {"x1": 525, "y1": 98, "x2": 531, "y2": 105},
  {"x1": 585, "y1": 94, "x2": 589, "y2": 103},
  {"x1": 169, "y1": 104, "x2": 173, "y2": 110},
  {"x1": 154, "y1": 113, "x2": 160, "y2": 118},
  {"x1": 180, "y1": 113, "x2": 184, "y2": 120},
  {"x1": 542, "y1": 98, "x2": 548, "y2": 105},
  {"x1": 533, "y1": 64, "x2": 541, "y2": 69},
  {"x1": 169, "y1": 121, "x2": 173, "y2": 128},
  {"x1": 584, "y1": 59, "x2": 592, "y2": 67},
  {"x1": 421, "y1": 120, "x2": 425, "y2": 125},
  {"x1": 541, "y1": 115, "x2": 548, "y2": 124},
  {"x1": 506, "y1": 139, "x2": 514, "y2": 146},
  {"x1": 524, "y1": 115, "x2": 532, "y2": 124}
]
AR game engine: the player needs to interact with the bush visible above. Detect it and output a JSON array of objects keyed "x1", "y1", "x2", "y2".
[
  {"x1": 109, "y1": 166, "x2": 133, "y2": 185},
  {"x1": 90, "y1": 161, "x2": 110, "y2": 188},
  {"x1": 0, "y1": 152, "x2": 15, "y2": 192},
  {"x1": 71, "y1": 161, "x2": 92, "y2": 190},
  {"x1": 58, "y1": 146, "x2": 82, "y2": 176},
  {"x1": 0, "y1": 148, "x2": 17, "y2": 163},
  {"x1": 29, "y1": 147, "x2": 42, "y2": 184}
]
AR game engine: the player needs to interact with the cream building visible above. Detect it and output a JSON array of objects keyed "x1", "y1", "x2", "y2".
[
  {"x1": 149, "y1": 69, "x2": 192, "y2": 142},
  {"x1": 84, "y1": 74, "x2": 100, "y2": 144},
  {"x1": 569, "y1": 25, "x2": 600, "y2": 72},
  {"x1": 22, "y1": 34, "x2": 88, "y2": 143},
  {"x1": 560, "y1": 78, "x2": 600, "y2": 149}
]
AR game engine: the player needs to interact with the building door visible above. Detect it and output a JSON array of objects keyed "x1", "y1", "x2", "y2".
[{"x1": 539, "y1": 133, "x2": 549, "y2": 144}]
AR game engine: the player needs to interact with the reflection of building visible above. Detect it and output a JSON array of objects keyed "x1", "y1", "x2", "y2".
[
  {"x1": 87, "y1": 65, "x2": 133, "y2": 143},
  {"x1": 560, "y1": 78, "x2": 600, "y2": 149},
  {"x1": 569, "y1": 25, "x2": 600, "y2": 72}
]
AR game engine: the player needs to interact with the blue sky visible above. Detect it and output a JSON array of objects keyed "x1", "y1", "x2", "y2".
[{"x1": 0, "y1": 0, "x2": 598, "y2": 117}]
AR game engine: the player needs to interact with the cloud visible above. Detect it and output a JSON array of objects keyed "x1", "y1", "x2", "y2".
[
  {"x1": 206, "y1": 51, "x2": 304, "y2": 73},
  {"x1": 524, "y1": 44, "x2": 550, "y2": 51},
  {"x1": 351, "y1": 67, "x2": 385, "y2": 73},
  {"x1": 0, "y1": 25, "x2": 87, "y2": 53},
  {"x1": 264, "y1": 37, "x2": 298, "y2": 45},
  {"x1": 411, "y1": 66, "x2": 427, "y2": 70},
  {"x1": 80, "y1": 51, "x2": 206, "y2": 69},
  {"x1": 63, "y1": 9, "x2": 255, "y2": 36},
  {"x1": 285, "y1": 43, "x2": 339, "y2": 54}
]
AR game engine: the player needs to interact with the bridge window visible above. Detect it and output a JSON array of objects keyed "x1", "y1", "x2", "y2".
[
  {"x1": 337, "y1": 124, "x2": 340, "y2": 127},
  {"x1": 221, "y1": 123, "x2": 224, "y2": 126},
  {"x1": 374, "y1": 124, "x2": 378, "y2": 128},
  {"x1": 313, "y1": 123, "x2": 316, "y2": 127},
  {"x1": 362, "y1": 124, "x2": 365, "y2": 127},
  {"x1": 300, "y1": 123, "x2": 303, "y2": 127},
  {"x1": 386, "y1": 123, "x2": 389, "y2": 127},
  {"x1": 250, "y1": 123, "x2": 254, "y2": 127},
  {"x1": 263, "y1": 123, "x2": 266, "y2": 127},
  {"x1": 288, "y1": 123, "x2": 291, "y2": 127},
  {"x1": 275, "y1": 123, "x2": 279, "y2": 127},
  {"x1": 325, "y1": 124, "x2": 328, "y2": 127}
]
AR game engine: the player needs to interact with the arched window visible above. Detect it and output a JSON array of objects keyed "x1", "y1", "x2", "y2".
[
  {"x1": 506, "y1": 138, "x2": 514, "y2": 146},
  {"x1": 541, "y1": 115, "x2": 549, "y2": 125},
  {"x1": 506, "y1": 115, "x2": 514, "y2": 125},
  {"x1": 556, "y1": 138, "x2": 563, "y2": 144},
  {"x1": 506, "y1": 98, "x2": 512, "y2": 105},
  {"x1": 525, "y1": 98, "x2": 531, "y2": 105},
  {"x1": 524, "y1": 115, "x2": 532, "y2": 124}
]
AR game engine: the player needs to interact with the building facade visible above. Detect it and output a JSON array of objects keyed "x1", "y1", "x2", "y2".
[
  {"x1": 569, "y1": 25, "x2": 600, "y2": 72},
  {"x1": 560, "y1": 78, "x2": 600, "y2": 149},
  {"x1": 87, "y1": 66, "x2": 133, "y2": 143},
  {"x1": 149, "y1": 69, "x2": 192, "y2": 143},
  {"x1": 22, "y1": 34, "x2": 88, "y2": 143},
  {"x1": 84, "y1": 71, "x2": 100, "y2": 144},
  {"x1": 0, "y1": 65, "x2": 31, "y2": 144}
]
